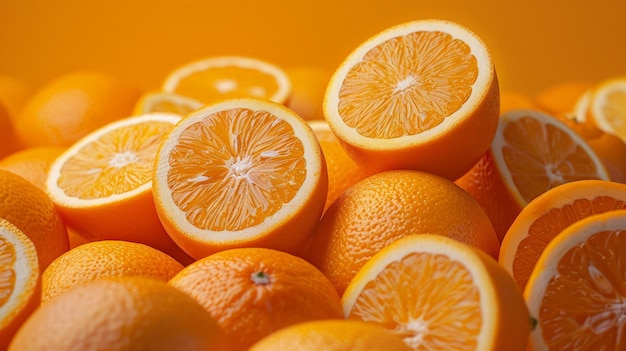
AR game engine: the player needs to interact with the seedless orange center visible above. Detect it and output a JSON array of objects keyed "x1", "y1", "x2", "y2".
[
  {"x1": 338, "y1": 30, "x2": 477, "y2": 139},
  {"x1": 167, "y1": 108, "x2": 306, "y2": 232},
  {"x1": 0, "y1": 237, "x2": 16, "y2": 307}
]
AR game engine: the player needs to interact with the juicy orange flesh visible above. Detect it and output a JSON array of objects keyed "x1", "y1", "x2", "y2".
[
  {"x1": 0, "y1": 236, "x2": 16, "y2": 307},
  {"x1": 347, "y1": 252, "x2": 481, "y2": 350},
  {"x1": 58, "y1": 121, "x2": 174, "y2": 199},
  {"x1": 174, "y1": 66, "x2": 280, "y2": 103},
  {"x1": 338, "y1": 30, "x2": 477, "y2": 139},
  {"x1": 167, "y1": 108, "x2": 306, "y2": 232},
  {"x1": 600, "y1": 89, "x2": 626, "y2": 135},
  {"x1": 538, "y1": 230, "x2": 626, "y2": 350},
  {"x1": 513, "y1": 196, "x2": 626, "y2": 289},
  {"x1": 502, "y1": 116, "x2": 604, "y2": 203}
]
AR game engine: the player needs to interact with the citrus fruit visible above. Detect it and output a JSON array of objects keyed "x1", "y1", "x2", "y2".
[
  {"x1": 0, "y1": 75, "x2": 34, "y2": 121},
  {"x1": 15, "y1": 71, "x2": 141, "y2": 148},
  {"x1": 0, "y1": 219, "x2": 40, "y2": 350},
  {"x1": 284, "y1": 65, "x2": 333, "y2": 121},
  {"x1": 41, "y1": 240, "x2": 184, "y2": 303},
  {"x1": 168, "y1": 247, "x2": 343, "y2": 351},
  {"x1": 342, "y1": 234, "x2": 531, "y2": 351},
  {"x1": 162, "y1": 56, "x2": 291, "y2": 104},
  {"x1": 533, "y1": 81, "x2": 592, "y2": 115},
  {"x1": 455, "y1": 108, "x2": 610, "y2": 241},
  {"x1": 499, "y1": 179, "x2": 626, "y2": 290},
  {"x1": 45, "y1": 113, "x2": 191, "y2": 264},
  {"x1": 249, "y1": 320, "x2": 411, "y2": 351},
  {"x1": 0, "y1": 146, "x2": 66, "y2": 191},
  {"x1": 324, "y1": 19, "x2": 499, "y2": 180},
  {"x1": 588, "y1": 76, "x2": 626, "y2": 141},
  {"x1": 0, "y1": 170, "x2": 69, "y2": 270},
  {"x1": 524, "y1": 209, "x2": 626, "y2": 351},
  {"x1": 9, "y1": 276, "x2": 231, "y2": 351},
  {"x1": 0, "y1": 103, "x2": 22, "y2": 159},
  {"x1": 132, "y1": 91, "x2": 203, "y2": 116},
  {"x1": 500, "y1": 90, "x2": 537, "y2": 113},
  {"x1": 305, "y1": 169, "x2": 499, "y2": 295},
  {"x1": 153, "y1": 98, "x2": 327, "y2": 259}
]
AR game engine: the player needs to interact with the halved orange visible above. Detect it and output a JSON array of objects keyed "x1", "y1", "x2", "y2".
[
  {"x1": 45, "y1": 113, "x2": 192, "y2": 264},
  {"x1": 499, "y1": 179, "x2": 626, "y2": 290},
  {"x1": 153, "y1": 98, "x2": 327, "y2": 259},
  {"x1": 162, "y1": 56, "x2": 291, "y2": 104},
  {"x1": 0, "y1": 218, "x2": 40, "y2": 350},
  {"x1": 133, "y1": 91, "x2": 203, "y2": 116},
  {"x1": 588, "y1": 76, "x2": 626, "y2": 142},
  {"x1": 342, "y1": 234, "x2": 530, "y2": 351},
  {"x1": 324, "y1": 19, "x2": 499, "y2": 180},
  {"x1": 524, "y1": 209, "x2": 626, "y2": 350}
]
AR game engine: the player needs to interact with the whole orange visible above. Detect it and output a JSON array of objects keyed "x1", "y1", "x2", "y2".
[
  {"x1": 0, "y1": 102, "x2": 22, "y2": 158},
  {"x1": 0, "y1": 146, "x2": 66, "y2": 191}
]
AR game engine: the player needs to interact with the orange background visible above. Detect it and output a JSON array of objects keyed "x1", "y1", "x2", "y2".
[{"x1": 1, "y1": 0, "x2": 625, "y2": 95}]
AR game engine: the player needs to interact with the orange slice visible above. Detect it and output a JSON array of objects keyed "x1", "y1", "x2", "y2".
[
  {"x1": 162, "y1": 56, "x2": 291, "y2": 104},
  {"x1": 588, "y1": 76, "x2": 626, "y2": 141},
  {"x1": 324, "y1": 19, "x2": 500, "y2": 180},
  {"x1": 524, "y1": 209, "x2": 626, "y2": 350},
  {"x1": 342, "y1": 234, "x2": 530, "y2": 351},
  {"x1": 133, "y1": 91, "x2": 203, "y2": 116},
  {"x1": 455, "y1": 108, "x2": 610, "y2": 241},
  {"x1": 499, "y1": 179, "x2": 626, "y2": 290},
  {"x1": 0, "y1": 219, "x2": 40, "y2": 350},
  {"x1": 153, "y1": 98, "x2": 327, "y2": 259},
  {"x1": 45, "y1": 113, "x2": 191, "y2": 263}
]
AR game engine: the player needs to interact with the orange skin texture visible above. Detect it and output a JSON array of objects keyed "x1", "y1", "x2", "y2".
[
  {"x1": 0, "y1": 146, "x2": 66, "y2": 191},
  {"x1": 169, "y1": 247, "x2": 343, "y2": 351},
  {"x1": 304, "y1": 169, "x2": 499, "y2": 295},
  {"x1": 0, "y1": 170, "x2": 69, "y2": 270}
]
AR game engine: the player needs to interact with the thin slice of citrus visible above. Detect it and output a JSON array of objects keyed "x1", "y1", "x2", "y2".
[
  {"x1": 588, "y1": 76, "x2": 626, "y2": 142},
  {"x1": 455, "y1": 108, "x2": 610, "y2": 241},
  {"x1": 524, "y1": 209, "x2": 626, "y2": 350},
  {"x1": 324, "y1": 19, "x2": 499, "y2": 180},
  {"x1": 342, "y1": 234, "x2": 530, "y2": 351},
  {"x1": 162, "y1": 56, "x2": 291, "y2": 104},
  {"x1": 45, "y1": 113, "x2": 192, "y2": 264},
  {"x1": 0, "y1": 218, "x2": 40, "y2": 349},
  {"x1": 133, "y1": 91, "x2": 203, "y2": 116},
  {"x1": 153, "y1": 98, "x2": 327, "y2": 259},
  {"x1": 499, "y1": 179, "x2": 626, "y2": 290}
]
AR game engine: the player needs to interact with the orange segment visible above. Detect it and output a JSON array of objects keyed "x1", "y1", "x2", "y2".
[
  {"x1": 132, "y1": 91, "x2": 203, "y2": 116},
  {"x1": 342, "y1": 234, "x2": 530, "y2": 351},
  {"x1": 524, "y1": 209, "x2": 626, "y2": 350},
  {"x1": 162, "y1": 56, "x2": 291, "y2": 104},
  {"x1": 153, "y1": 98, "x2": 327, "y2": 259},
  {"x1": 324, "y1": 19, "x2": 499, "y2": 180}
]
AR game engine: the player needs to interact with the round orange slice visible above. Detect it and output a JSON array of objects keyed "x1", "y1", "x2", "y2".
[
  {"x1": 153, "y1": 98, "x2": 327, "y2": 259},
  {"x1": 162, "y1": 56, "x2": 291, "y2": 104},
  {"x1": 342, "y1": 234, "x2": 531, "y2": 351},
  {"x1": 324, "y1": 19, "x2": 500, "y2": 180},
  {"x1": 133, "y1": 91, "x2": 203, "y2": 116},
  {"x1": 588, "y1": 76, "x2": 626, "y2": 141},
  {"x1": 0, "y1": 218, "x2": 40, "y2": 350},
  {"x1": 524, "y1": 209, "x2": 626, "y2": 350}
]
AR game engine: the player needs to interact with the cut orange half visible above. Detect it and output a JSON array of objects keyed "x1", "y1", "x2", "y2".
[
  {"x1": 153, "y1": 98, "x2": 327, "y2": 259},
  {"x1": 499, "y1": 179, "x2": 626, "y2": 290},
  {"x1": 162, "y1": 56, "x2": 292, "y2": 104},
  {"x1": 342, "y1": 234, "x2": 530, "y2": 351},
  {"x1": 0, "y1": 218, "x2": 40, "y2": 350},
  {"x1": 133, "y1": 91, "x2": 203, "y2": 116},
  {"x1": 324, "y1": 19, "x2": 499, "y2": 180},
  {"x1": 524, "y1": 209, "x2": 626, "y2": 350},
  {"x1": 588, "y1": 76, "x2": 626, "y2": 141},
  {"x1": 45, "y1": 113, "x2": 191, "y2": 263}
]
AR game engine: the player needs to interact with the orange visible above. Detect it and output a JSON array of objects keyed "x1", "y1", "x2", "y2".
[
  {"x1": 324, "y1": 19, "x2": 499, "y2": 180},
  {"x1": 587, "y1": 76, "x2": 626, "y2": 142},
  {"x1": 0, "y1": 75, "x2": 34, "y2": 121},
  {"x1": 500, "y1": 90, "x2": 537, "y2": 113},
  {"x1": 249, "y1": 320, "x2": 411, "y2": 351},
  {"x1": 305, "y1": 169, "x2": 499, "y2": 295},
  {"x1": 9, "y1": 276, "x2": 231, "y2": 351},
  {"x1": 585, "y1": 131, "x2": 626, "y2": 183},
  {"x1": 309, "y1": 120, "x2": 375, "y2": 210},
  {"x1": 533, "y1": 81, "x2": 592, "y2": 115},
  {"x1": 342, "y1": 234, "x2": 530, "y2": 351},
  {"x1": 499, "y1": 179, "x2": 626, "y2": 290},
  {"x1": 162, "y1": 56, "x2": 291, "y2": 104},
  {"x1": 132, "y1": 91, "x2": 203, "y2": 116},
  {"x1": 0, "y1": 219, "x2": 40, "y2": 350},
  {"x1": 284, "y1": 65, "x2": 333, "y2": 121},
  {"x1": 0, "y1": 170, "x2": 69, "y2": 270},
  {"x1": 15, "y1": 71, "x2": 141, "y2": 148},
  {"x1": 0, "y1": 146, "x2": 66, "y2": 191},
  {"x1": 153, "y1": 98, "x2": 328, "y2": 259},
  {"x1": 169, "y1": 247, "x2": 343, "y2": 351},
  {"x1": 45, "y1": 113, "x2": 192, "y2": 264},
  {"x1": 41, "y1": 240, "x2": 184, "y2": 303},
  {"x1": 455, "y1": 108, "x2": 610, "y2": 241},
  {"x1": 524, "y1": 209, "x2": 626, "y2": 350},
  {"x1": 0, "y1": 102, "x2": 22, "y2": 159}
]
